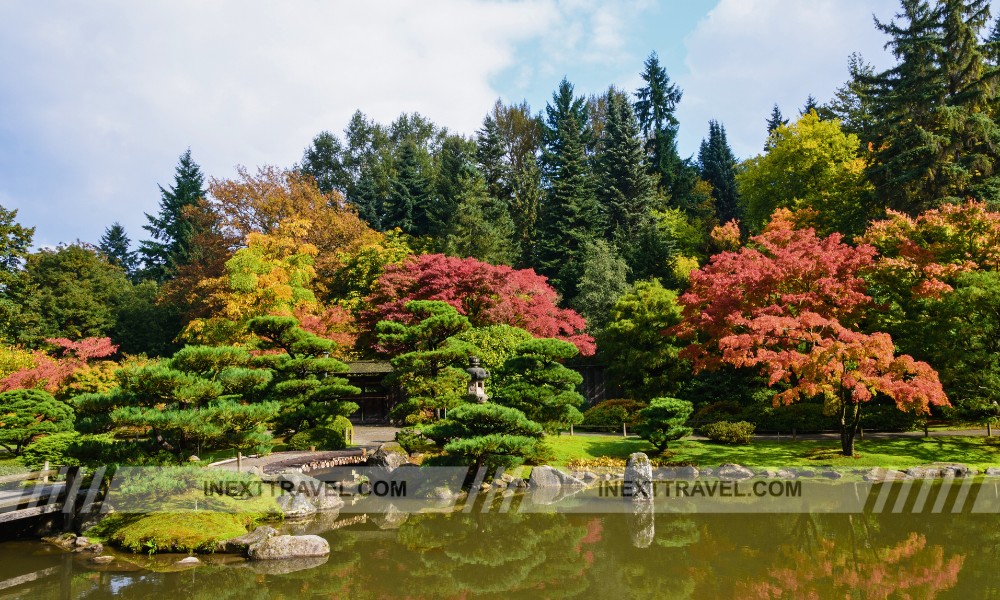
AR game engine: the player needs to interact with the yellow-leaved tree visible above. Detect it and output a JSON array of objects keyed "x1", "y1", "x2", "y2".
[
  {"x1": 737, "y1": 111, "x2": 875, "y2": 236},
  {"x1": 182, "y1": 219, "x2": 319, "y2": 344}
]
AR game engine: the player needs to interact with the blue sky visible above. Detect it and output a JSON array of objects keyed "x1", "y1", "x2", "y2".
[{"x1": 0, "y1": 0, "x2": 903, "y2": 248}]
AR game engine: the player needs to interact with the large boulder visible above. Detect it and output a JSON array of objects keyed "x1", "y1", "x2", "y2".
[
  {"x1": 528, "y1": 466, "x2": 585, "y2": 488},
  {"x1": 932, "y1": 462, "x2": 975, "y2": 478},
  {"x1": 276, "y1": 492, "x2": 318, "y2": 519},
  {"x1": 366, "y1": 448, "x2": 409, "y2": 472},
  {"x1": 716, "y1": 464, "x2": 754, "y2": 481},
  {"x1": 219, "y1": 526, "x2": 278, "y2": 554},
  {"x1": 624, "y1": 453, "x2": 653, "y2": 501},
  {"x1": 247, "y1": 534, "x2": 330, "y2": 560},
  {"x1": 863, "y1": 468, "x2": 908, "y2": 482}
]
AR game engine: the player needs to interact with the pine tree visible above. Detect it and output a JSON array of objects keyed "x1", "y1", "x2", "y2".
[
  {"x1": 596, "y1": 88, "x2": 656, "y2": 244},
  {"x1": 766, "y1": 104, "x2": 788, "y2": 136},
  {"x1": 475, "y1": 100, "x2": 543, "y2": 267},
  {"x1": 698, "y1": 121, "x2": 741, "y2": 223},
  {"x1": 432, "y1": 135, "x2": 477, "y2": 236},
  {"x1": 384, "y1": 140, "x2": 433, "y2": 236},
  {"x1": 820, "y1": 53, "x2": 879, "y2": 145},
  {"x1": 867, "y1": 0, "x2": 1000, "y2": 212},
  {"x1": 98, "y1": 222, "x2": 137, "y2": 276},
  {"x1": 352, "y1": 168, "x2": 382, "y2": 230},
  {"x1": 535, "y1": 79, "x2": 603, "y2": 300},
  {"x1": 445, "y1": 173, "x2": 518, "y2": 266},
  {"x1": 139, "y1": 149, "x2": 206, "y2": 282},
  {"x1": 300, "y1": 131, "x2": 347, "y2": 195},
  {"x1": 800, "y1": 94, "x2": 820, "y2": 116},
  {"x1": 634, "y1": 52, "x2": 683, "y2": 196}
]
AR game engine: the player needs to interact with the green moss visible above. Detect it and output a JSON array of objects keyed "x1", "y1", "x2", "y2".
[{"x1": 93, "y1": 512, "x2": 254, "y2": 554}]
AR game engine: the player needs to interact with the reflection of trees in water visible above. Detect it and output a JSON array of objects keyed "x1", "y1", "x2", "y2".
[
  {"x1": 8, "y1": 511, "x2": 995, "y2": 598},
  {"x1": 737, "y1": 515, "x2": 965, "y2": 598},
  {"x1": 361, "y1": 512, "x2": 594, "y2": 598}
]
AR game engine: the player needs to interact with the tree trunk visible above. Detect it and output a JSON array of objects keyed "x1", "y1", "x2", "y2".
[{"x1": 840, "y1": 403, "x2": 862, "y2": 456}]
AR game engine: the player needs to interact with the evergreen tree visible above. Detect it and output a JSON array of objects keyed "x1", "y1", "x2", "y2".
[
  {"x1": 820, "y1": 53, "x2": 879, "y2": 145},
  {"x1": 867, "y1": 0, "x2": 1000, "y2": 212},
  {"x1": 0, "y1": 206, "x2": 34, "y2": 343},
  {"x1": 98, "y1": 222, "x2": 137, "y2": 276},
  {"x1": 799, "y1": 94, "x2": 820, "y2": 116},
  {"x1": 445, "y1": 173, "x2": 518, "y2": 266},
  {"x1": 535, "y1": 79, "x2": 603, "y2": 300},
  {"x1": 765, "y1": 104, "x2": 788, "y2": 137},
  {"x1": 476, "y1": 100, "x2": 543, "y2": 267},
  {"x1": 571, "y1": 239, "x2": 629, "y2": 335},
  {"x1": 384, "y1": 140, "x2": 433, "y2": 236},
  {"x1": 353, "y1": 168, "x2": 383, "y2": 230},
  {"x1": 248, "y1": 316, "x2": 360, "y2": 434},
  {"x1": 596, "y1": 88, "x2": 656, "y2": 245},
  {"x1": 432, "y1": 135, "x2": 477, "y2": 236},
  {"x1": 300, "y1": 130, "x2": 348, "y2": 195},
  {"x1": 698, "y1": 121, "x2": 741, "y2": 223},
  {"x1": 634, "y1": 52, "x2": 683, "y2": 195},
  {"x1": 139, "y1": 149, "x2": 207, "y2": 282},
  {"x1": 494, "y1": 338, "x2": 585, "y2": 433}
]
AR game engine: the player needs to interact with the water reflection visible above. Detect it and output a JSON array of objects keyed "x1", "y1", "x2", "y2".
[{"x1": 0, "y1": 510, "x2": 996, "y2": 598}]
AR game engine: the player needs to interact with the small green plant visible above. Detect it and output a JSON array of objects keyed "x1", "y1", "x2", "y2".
[
  {"x1": 286, "y1": 416, "x2": 353, "y2": 450},
  {"x1": 702, "y1": 421, "x2": 756, "y2": 445},
  {"x1": 395, "y1": 428, "x2": 435, "y2": 454},
  {"x1": 634, "y1": 397, "x2": 694, "y2": 452}
]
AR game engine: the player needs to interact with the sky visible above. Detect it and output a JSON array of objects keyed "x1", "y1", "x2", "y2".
[{"x1": 0, "y1": 0, "x2": 906, "y2": 248}]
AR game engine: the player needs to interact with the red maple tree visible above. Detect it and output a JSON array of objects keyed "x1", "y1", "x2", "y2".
[
  {"x1": 362, "y1": 254, "x2": 594, "y2": 355},
  {"x1": 1, "y1": 337, "x2": 118, "y2": 395},
  {"x1": 677, "y1": 211, "x2": 947, "y2": 455}
]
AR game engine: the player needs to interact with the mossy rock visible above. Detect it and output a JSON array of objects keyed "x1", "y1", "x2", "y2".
[{"x1": 94, "y1": 512, "x2": 253, "y2": 554}]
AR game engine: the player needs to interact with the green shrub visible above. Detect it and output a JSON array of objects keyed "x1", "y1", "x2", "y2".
[
  {"x1": 702, "y1": 421, "x2": 755, "y2": 445},
  {"x1": 581, "y1": 399, "x2": 647, "y2": 430},
  {"x1": 286, "y1": 417, "x2": 353, "y2": 451},
  {"x1": 387, "y1": 399, "x2": 433, "y2": 425},
  {"x1": 635, "y1": 397, "x2": 694, "y2": 452},
  {"x1": 395, "y1": 428, "x2": 435, "y2": 454},
  {"x1": 23, "y1": 432, "x2": 81, "y2": 469},
  {"x1": 692, "y1": 400, "x2": 744, "y2": 424}
]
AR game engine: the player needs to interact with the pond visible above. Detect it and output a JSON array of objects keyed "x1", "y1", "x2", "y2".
[{"x1": 0, "y1": 506, "x2": 997, "y2": 598}]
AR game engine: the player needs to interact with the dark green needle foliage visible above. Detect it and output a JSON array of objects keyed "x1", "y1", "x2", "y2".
[
  {"x1": 635, "y1": 397, "x2": 694, "y2": 453},
  {"x1": 376, "y1": 301, "x2": 475, "y2": 423},
  {"x1": 77, "y1": 344, "x2": 277, "y2": 459},
  {"x1": 494, "y1": 338, "x2": 585, "y2": 433},
  {"x1": 140, "y1": 149, "x2": 207, "y2": 282},
  {"x1": 421, "y1": 402, "x2": 544, "y2": 471},
  {"x1": 247, "y1": 316, "x2": 359, "y2": 435}
]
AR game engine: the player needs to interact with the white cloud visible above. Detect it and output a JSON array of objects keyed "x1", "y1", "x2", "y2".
[
  {"x1": 675, "y1": 0, "x2": 900, "y2": 159},
  {"x1": 0, "y1": 0, "x2": 588, "y2": 246}
]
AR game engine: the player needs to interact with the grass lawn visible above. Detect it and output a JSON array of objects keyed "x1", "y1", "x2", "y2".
[{"x1": 545, "y1": 434, "x2": 1000, "y2": 470}]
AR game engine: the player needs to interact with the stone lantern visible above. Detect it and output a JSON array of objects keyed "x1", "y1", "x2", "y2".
[{"x1": 465, "y1": 356, "x2": 489, "y2": 403}]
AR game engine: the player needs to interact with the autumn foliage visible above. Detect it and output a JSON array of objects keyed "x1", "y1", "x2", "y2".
[
  {"x1": 363, "y1": 254, "x2": 595, "y2": 355},
  {"x1": 677, "y1": 211, "x2": 947, "y2": 453},
  {"x1": 0, "y1": 337, "x2": 118, "y2": 395},
  {"x1": 860, "y1": 200, "x2": 1000, "y2": 298}
]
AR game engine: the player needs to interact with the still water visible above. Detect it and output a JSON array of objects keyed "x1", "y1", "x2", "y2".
[{"x1": 0, "y1": 509, "x2": 996, "y2": 599}]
